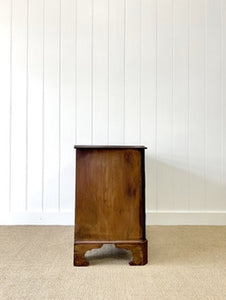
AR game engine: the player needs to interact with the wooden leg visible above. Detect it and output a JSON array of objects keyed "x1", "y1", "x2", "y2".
[
  {"x1": 115, "y1": 240, "x2": 148, "y2": 265},
  {"x1": 74, "y1": 243, "x2": 103, "y2": 266}
]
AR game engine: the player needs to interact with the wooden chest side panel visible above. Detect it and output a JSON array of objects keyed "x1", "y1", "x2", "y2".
[{"x1": 75, "y1": 149, "x2": 144, "y2": 241}]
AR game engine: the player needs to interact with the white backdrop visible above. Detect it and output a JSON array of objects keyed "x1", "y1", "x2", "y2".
[{"x1": 0, "y1": 0, "x2": 226, "y2": 225}]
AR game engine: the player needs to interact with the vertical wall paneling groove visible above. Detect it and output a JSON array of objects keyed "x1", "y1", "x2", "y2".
[
  {"x1": 42, "y1": 0, "x2": 45, "y2": 212},
  {"x1": 124, "y1": 0, "x2": 140, "y2": 144},
  {"x1": 60, "y1": 0, "x2": 76, "y2": 211},
  {"x1": 172, "y1": 0, "x2": 189, "y2": 210},
  {"x1": 155, "y1": 0, "x2": 158, "y2": 211},
  {"x1": 156, "y1": 0, "x2": 173, "y2": 210},
  {"x1": 0, "y1": 0, "x2": 226, "y2": 224},
  {"x1": 170, "y1": 0, "x2": 174, "y2": 211},
  {"x1": 75, "y1": 0, "x2": 77, "y2": 146},
  {"x1": 0, "y1": 0, "x2": 11, "y2": 213},
  {"x1": 223, "y1": 0, "x2": 226, "y2": 209},
  {"x1": 25, "y1": 0, "x2": 29, "y2": 211},
  {"x1": 204, "y1": 0, "x2": 207, "y2": 212},
  {"x1": 189, "y1": 0, "x2": 206, "y2": 210},
  {"x1": 206, "y1": 0, "x2": 222, "y2": 210},
  {"x1": 123, "y1": 0, "x2": 126, "y2": 144},
  {"x1": 27, "y1": 0, "x2": 44, "y2": 211},
  {"x1": 9, "y1": 0, "x2": 13, "y2": 213},
  {"x1": 140, "y1": 0, "x2": 157, "y2": 211},
  {"x1": 108, "y1": 0, "x2": 124, "y2": 144},
  {"x1": 58, "y1": 0, "x2": 61, "y2": 212},
  {"x1": 76, "y1": 0, "x2": 92, "y2": 144},
  {"x1": 139, "y1": 0, "x2": 142, "y2": 145},
  {"x1": 171, "y1": 0, "x2": 174, "y2": 209},
  {"x1": 107, "y1": 0, "x2": 110, "y2": 145},
  {"x1": 43, "y1": 0, "x2": 60, "y2": 211},
  {"x1": 187, "y1": 0, "x2": 190, "y2": 211},
  {"x1": 221, "y1": 0, "x2": 224, "y2": 205},
  {"x1": 92, "y1": 0, "x2": 108, "y2": 144},
  {"x1": 91, "y1": 0, "x2": 93, "y2": 144},
  {"x1": 11, "y1": 0, "x2": 27, "y2": 212}
]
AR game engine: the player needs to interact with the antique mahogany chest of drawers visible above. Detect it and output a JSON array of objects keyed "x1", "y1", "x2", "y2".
[{"x1": 74, "y1": 145, "x2": 148, "y2": 266}]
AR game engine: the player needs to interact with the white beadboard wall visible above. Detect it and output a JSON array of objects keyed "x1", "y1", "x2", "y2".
[{"x1": 0, "y1": 0, "x2": 226, "y2": 225}]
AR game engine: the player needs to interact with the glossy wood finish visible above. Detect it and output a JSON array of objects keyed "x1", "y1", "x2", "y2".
[
  {"x1": 115, "y1": 240, "x2": 147, "y2": 265},
  {"x1": 74, "y1": 240, "x2": 148, "y2": 266},
  {"x1": 74, "y1": 243, "x2": 103, "y2": 266},
  {"x1": 74, "y1": 145, "x2": 147, "y2": 149},
  {"x1": 74, "y1": 146, "x2": 147, "y2": 266}
]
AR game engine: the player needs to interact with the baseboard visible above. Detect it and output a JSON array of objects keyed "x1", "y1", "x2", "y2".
[
  {"x1": 0, "y1": 211, "x2": 74, "y2": 225},
  {"x1": 146, "y1": 211, "x2": 226, "y2": 225},
  {"x1": 0, "y1": 211, "x2": 226, "y2": 225}
]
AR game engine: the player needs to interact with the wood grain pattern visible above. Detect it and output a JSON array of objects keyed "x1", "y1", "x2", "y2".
[
  {"x1": 75, "y1": 149, "x2": 144, "y2": 241},
  {"x1": 74, "y1": 242, "x2": 103, "y2": 266},
  {"x1": 74, "y1": 240, "x2": 148, "y2": 266},
  {"x1": 74, "y1": 147, "x2": 147, "y2": 266},
  {"x1": 115, "y1": 240, "x2": 147, "y2": 265}
]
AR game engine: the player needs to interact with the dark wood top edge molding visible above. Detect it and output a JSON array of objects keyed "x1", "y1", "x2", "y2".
[
  {"x1": 74, "y1": 145, "x2": 147, "y2": 149},
  {"x1": 74, "y1": 239, "x2": 147, "y2": 244}
]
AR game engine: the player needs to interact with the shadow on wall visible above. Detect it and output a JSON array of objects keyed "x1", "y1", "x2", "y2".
[{"x1": 147, "y1": 157, "x2": 226, "y2": 211}]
